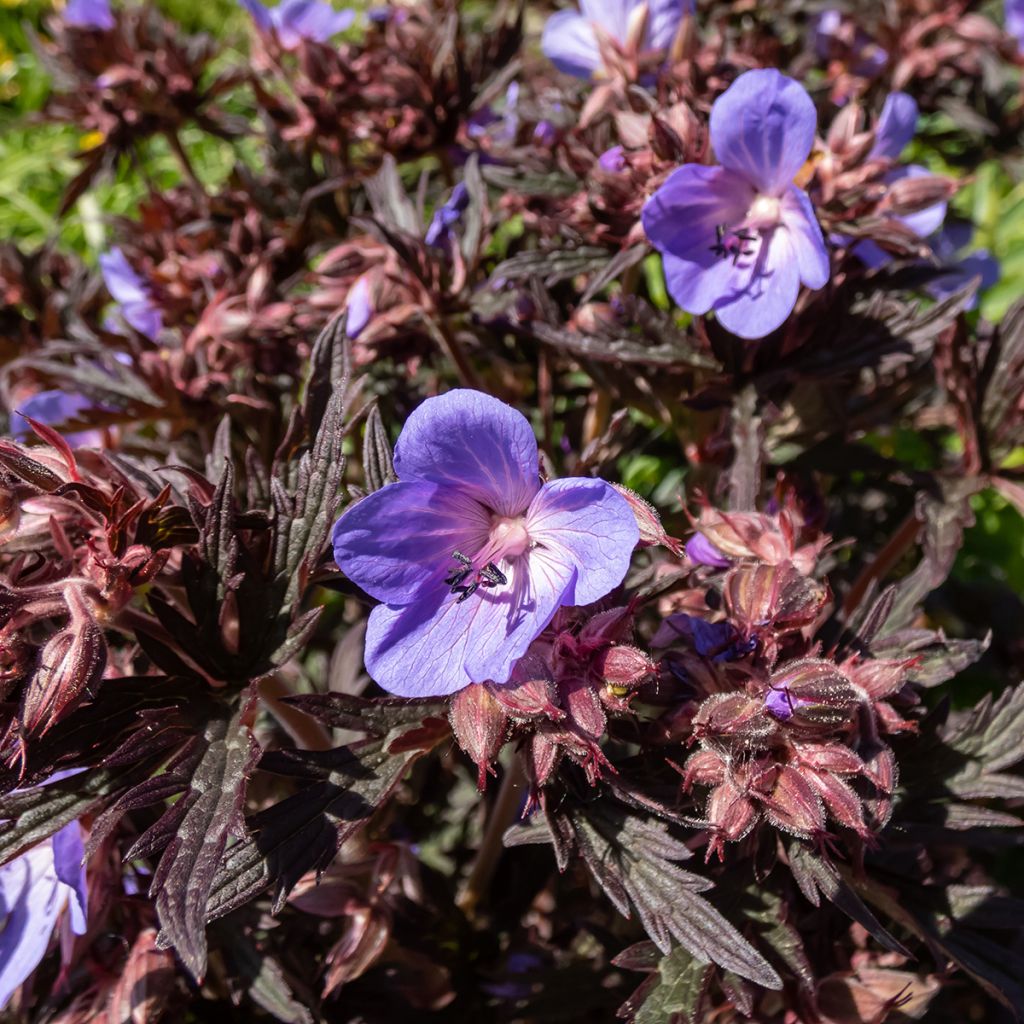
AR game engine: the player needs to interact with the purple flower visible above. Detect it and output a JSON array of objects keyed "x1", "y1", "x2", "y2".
[
  {"x1": 542, "y1": 0, "x2": 692, "y2": 80},
  {"x1": 598, "y1": 145, "x2": 626, "y2": 172},
  {"x1": 468, "y1": 83, "x2": 520, "y2": 143},
  {"x1": 10, "y1": 391, "x2": 104, "y2": 448},
  {"x1": 345, "y1": 274, "x2": 374, "y2": 339},
  {"x1": 0, "y1": 821, "x2": 88, "y2": 1008},
  {"x1": 239, "y1": 0, "x2": 355, "y2": 49},
  {"x1": 64, "y1": 0, "x2": 115, "y2": 30},
  {"x1": 99, "y1": 248, "x2": 162, "y2": 341},
  {"x1": 928, "y1": 223, "x2": 999, "y2": 306},
  {"x1": 331, "y1": 390, "x2": 639, "y2": 697},
  {"x1": 642, "y1": 69, "x2": 830, "y2": 339},
  {"x1": 811, "y1": 10, "x2": 887, "y2": 80},
  {"x1": 855, "y1": 222, "x2": 999, "y2": 311},
  {"x1": 866, "y1": 93, "x2": 947, "y2": 240},
  {"x1": 425, "y1": 183, "x2": 470, "y2": 248},
  {"x1": 1007, "y1": 0, "x2": 1024, "y2": 54},
  {"x1": 869, "y1": 91, "x2": 918, "y2": 162},
  {"x1": 533, "y1": 121, "x2": 560, "y2": 147},
  {"x1": 685, "y1": 532, "x2": 730, "y2": 568},
  {"x1": 764, "y1": 684, "x2": 813, "y2": 721}
]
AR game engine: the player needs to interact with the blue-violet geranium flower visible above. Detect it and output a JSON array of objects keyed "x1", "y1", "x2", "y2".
[
  {"x1": 239, "y1": 0, "x2": 355, "y2": 49},
  {"x1": 99, "y1": 248, "x2": 162, "y2": 341},
  {"x1": 331, "y1": 390, "x2": 639, "y2": 697},
  {"x1": 1007, "y1": 0, "x2": 1024, "y2": 56},
  {"x1": 10, "y1": 391, "x2": 104, "y2": 449},
  {"x1": 642, "y1": 69, "x2": 830, "y2": 340},
  {"x1": 64, "y1": 0, "x2": 115, "y2": 30},
  {"x1": 541, "y1": 0, "x2": 692, "y2": 81},
  {"x1": 0, "y1": 820, "x2": 88, "y2": 1008}
]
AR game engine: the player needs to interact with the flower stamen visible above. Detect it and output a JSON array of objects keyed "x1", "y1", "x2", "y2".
[
  {"x1": 445, "y1": 550, "x2": 509, "y2": 603},
  {"x1": 709, "y1": 223, "x2": 758, "y2": 265}
]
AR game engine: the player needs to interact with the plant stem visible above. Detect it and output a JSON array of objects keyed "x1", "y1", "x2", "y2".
[
  {"x1": 429, "y1": 316, "x2": 484, "y2": 392},
  {"x1": 842, "y1": 510, "x2": 920, "y2": 617},
  {"x1": 457, "y1": 753, "x2": 526, "y2": 917}
]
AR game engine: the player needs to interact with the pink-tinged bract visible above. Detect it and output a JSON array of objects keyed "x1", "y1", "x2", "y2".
[
  {"x1": 642, "y1": 69, "x2": 829, "y2": 339},
  {"x1": 331, "y1": 390, "x2": 639, "y2": 697}
]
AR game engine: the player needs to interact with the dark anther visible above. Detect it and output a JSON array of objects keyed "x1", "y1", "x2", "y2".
[
  {"x1": 446, "y1": 551, "x2": 508, "y2": 602},
  {"x1": 709, "y1": 223, "x2": 757, "y2": 265}
]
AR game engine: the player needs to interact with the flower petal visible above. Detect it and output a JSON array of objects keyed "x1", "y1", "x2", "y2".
[
  {"x1": 713, "y1": 227, "x2": 801, "y2": 339},
  {"x1": 238, "y1": 0, "x2": 273, "y2": 31},
  {"x1": 364, "y1": 557, "x2": 574, "y2": 696},
  {"x1": 541, "y1": 9, "x2": 601, "y2": 79},
  {"x1": 645, "y1": 0, "x2": 692, "y2": 50},
  {"x1": 709, "y1": 69, "x2": 817, "y2": 195},
  {"x1": 525, "y1": 478, "x2": 638, "y2": 606},
  {"x1": 332, "y1": 481, "x2": 491, "y2": 605},
  {"x1": 10, "y1": 391, "x2": 100, "y2": 448},
  {"x1": 51, "y1": 823, "x2": 87, "y2": 936},
  {"x1": 780, "y1": 186, "x2": 830, "y2": 289},
  {"x1": 888, "y1": 165, "x2": 947, "y2": 239},
  {"x1": 99, "y1": 248, "x2": 147, "y2": 305},
  {"x1": 660, "y1": 250, "x2": 744, "y2": 318},
  {"x1": 392, "y1": 390, "x2": 541, "y2": 517},
  {"x1": 580, "y1": 0, "x2": 634, "y2": 39},
  {"x1": 0, "y1": 845, "x2": 63, "y2": 1009},
  {"x1": 64, "y1": 0, "x2": 115, "y2": 30},
  {"x1": 870, "y1": 91, "x2": 918, "y2": 161},
  {"x1": 345, "y1": 275, "x2": 373, "y2": 339},
  {"x1": 642, "y1": 164, "x2": 755, "y2": 268}
]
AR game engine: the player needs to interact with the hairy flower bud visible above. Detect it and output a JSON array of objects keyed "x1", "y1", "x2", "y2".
[
  {"x1": 21, "y1": 616, "x2": 107, "y2": 736},
  {"x1": 488, "y1": 653, "x2": 563, "y2": 722},
  {"x1": 592, "y1": 644, "x2": 654, "y2": 692},
  {"x1": 611, "y1": 484, "x2": 683, "y2": 555},
  {"x1": 762, "y1": 765, "x2": 825, "y2": 837},
  {"x1": 881, "y1": 172, "x2": 957, "y2": 217},
  {"x1": 449, "y1": 683, "x2": 509, "y2": 790},
  {"x1": 767, "y1": 659, "x2": 859, "y2": 732},
  {"x1": 724, "y1": 562, "x2": 827, "y2": 636}
]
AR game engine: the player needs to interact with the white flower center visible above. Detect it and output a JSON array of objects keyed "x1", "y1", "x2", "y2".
[
  {"x1": 488, "y1": 516, "x2": 531, "y2": 561},
  {"x1": 745, "y1": 195, "x2": 782, "y2": 230}
]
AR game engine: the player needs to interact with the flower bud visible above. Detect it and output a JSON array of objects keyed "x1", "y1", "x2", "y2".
[
  {"x1": 558, "y1": 676, "x2": 606, "y2": 740},
  {"x1": 762, "y1": 765, "x2": 825, "y2": 838},
  {"x1": 21, "y1": 617, "x2": 107, "y2": 736},
  {"x1": 693, "y1": 692, "x2": 774, "y2": 743},
  {"x1": 489, "y1": 653, "x2": 563, "y2": 722},
  {"x1": 527, "y1": 728, "x2": 561, "y2": 788},
  {"x1": 706, "y1": 779, "x2": 757, "y2": 843},
  {"x1": 882, "y1": 173, "x2": 957, "y2": 217},
  {"x1": 611, "y1": 484, "x2": 683, "y2": 555},
  {"x1": 723, "y1": 562, "x2": 827, "y2": 634},
  {"x1": 591, "y1": 644, "x2": 654, "y2": 693},
  {"x1": 767, "y1": 659, "x2": 858, "y2": 732},
  {"x1": 449, "y1": 683, "x2": 509, "y2": 790}
]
